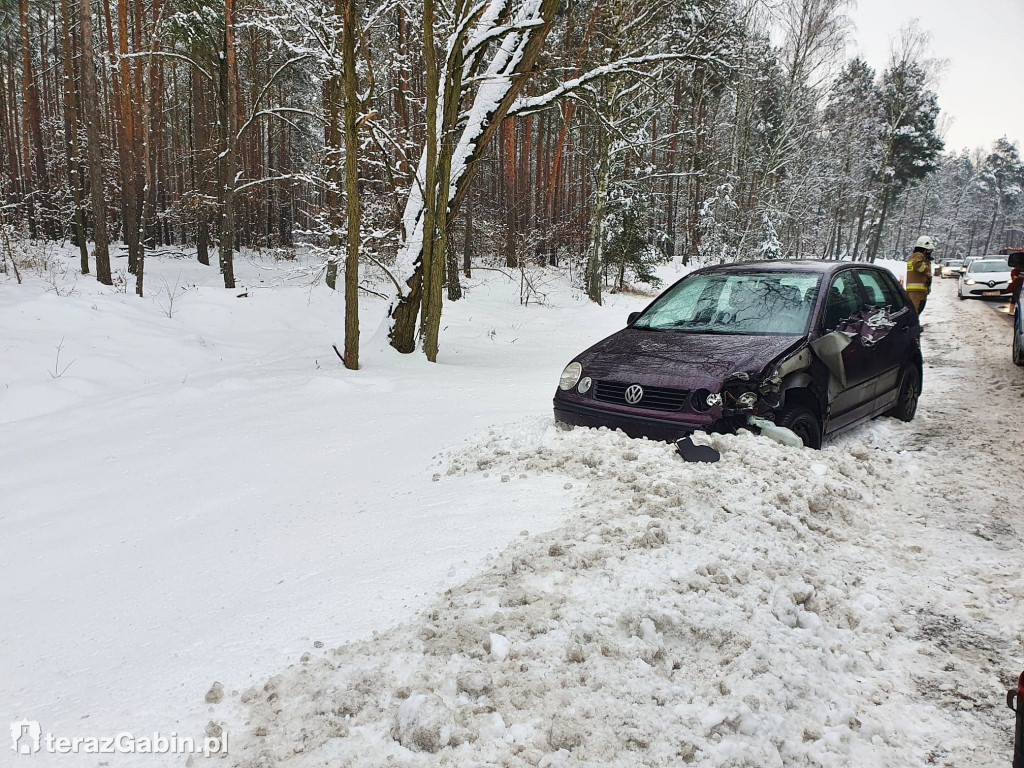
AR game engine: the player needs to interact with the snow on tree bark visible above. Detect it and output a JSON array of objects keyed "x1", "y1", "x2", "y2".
[{"x1": 386, "y1": 0, "x2": 559, "y2": 355}]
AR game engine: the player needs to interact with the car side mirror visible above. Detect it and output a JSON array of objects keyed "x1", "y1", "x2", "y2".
[
  {"x1": 1009, "y1": 252, "x2": 1024, "y2": 270},
  {"x1": 627, "y1": 312, "x2": 641, "y2": 326}
]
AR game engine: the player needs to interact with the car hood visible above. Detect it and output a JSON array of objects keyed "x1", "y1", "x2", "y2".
[
  {"x1": 578, "y1": 329, "x2": 805, "y2": 388},
  {"x1": 965, "y1": 271, "x2": 1011, "y2": 282}
]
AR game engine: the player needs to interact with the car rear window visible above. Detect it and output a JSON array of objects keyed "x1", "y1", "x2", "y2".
[{"x1": 633, "y1": 272, "x2": 821, "y2": 335}]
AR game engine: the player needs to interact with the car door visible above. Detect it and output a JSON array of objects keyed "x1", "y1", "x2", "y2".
[
  {"x1": 852, "y1": 268, "x2": 915, "y2": 413},
  {"x1": 819, "y1": 270, "x2": 875, "y2": 431}
]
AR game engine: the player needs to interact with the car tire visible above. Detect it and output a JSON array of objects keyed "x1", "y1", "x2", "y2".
[
  {"x1": 958, "y1": 289, "x2": 965, "y2": 300},
  {"x1": 1014, "y1": 320, "x2": 1024, "y2": 367},
  {"x1": 886, "y1": 363, "x2": 921, "y2": 422},
  {"x1": 774, "y1": 404, "x2": 822, "y2": 450}
]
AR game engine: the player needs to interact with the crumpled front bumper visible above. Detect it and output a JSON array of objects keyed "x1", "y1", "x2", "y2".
[{"x1": 553, "y1": 399, "x2": 724, "y2": 443}]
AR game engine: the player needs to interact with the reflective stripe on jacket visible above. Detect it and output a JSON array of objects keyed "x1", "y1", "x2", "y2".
[{"x1": 906, "y1": 252, "x2": 932, "y2": 292}]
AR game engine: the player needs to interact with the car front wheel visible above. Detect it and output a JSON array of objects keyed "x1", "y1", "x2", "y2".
[
  {"x1": 774, "y1": 404, "x2": 822, "y2": 449},
  {"x1": 1014, "y1": 319, "x2": 1024, "y2": 367},
  {"x1": 886, "y1": 363, "x2": 920, "y2": 422}
]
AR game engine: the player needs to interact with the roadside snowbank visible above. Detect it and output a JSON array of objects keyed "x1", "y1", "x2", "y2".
[{"x1": 210, "y1": 278, "x2": 1024, "y2": 768}]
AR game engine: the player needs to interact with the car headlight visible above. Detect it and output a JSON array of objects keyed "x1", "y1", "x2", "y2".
[
  {"x1": 705, "y1": 392, "x2": 723, "y2": 407},
  {"x1": 559, "y1": 362, "x2": 583, "y2": 391},
  {"x1": 577, "y1": 377, "x2": 592, "y2": 394},
  {"x1": 965, "y1": 279, "x2": 976, "y2": 285}
]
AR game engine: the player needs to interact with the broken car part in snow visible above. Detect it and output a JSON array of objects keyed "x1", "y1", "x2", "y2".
[
  {"x1": 746, "y1": 416, "x2": 804, "y2": 448},
  {"x1": 675, "y1": 436, "x2": 721, "y2": 463}
]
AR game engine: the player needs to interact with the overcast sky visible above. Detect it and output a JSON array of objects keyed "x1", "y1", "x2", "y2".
[{"x1": 848, "y1": 0, "x2": 1023, "y2": 156}]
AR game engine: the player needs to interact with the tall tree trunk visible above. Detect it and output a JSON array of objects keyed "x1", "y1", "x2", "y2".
[
  {"x1": 341, "y1": 0, "x2": 360, "y2": 369},
  {"x1": 115, "y1": 0, "x2": 143, "y2": 274},
  {"x1": 393, "y1": 4, "x2": 411, "y2": 179},
  {"x1": 851, "y1": 196, "x2": 869, "y2": 261},
  {"x1": 462, "y1": 189, "x2": 472, "y2": 278},
  {"x1": 867, "y1": 191, "x2": 890, "y2": 263},
  {"x1": 502, "y1": 117, "x2": 517, "y2": 268},
  {"x1": 135, "y1": 0, "x2": 164, "y2": 297},
  {"x1": 324, "y1": 48, "x2": 342, "y2": 290},
  {"x1": 586, "y1": 126, "x2": 610, "y2": 305},
  {"x1": 191, "y1": 67, "x2": 210, "y2": 265},
  {"x1": 79, "y1": 0, "x2": 111, "y2": 284},
  {"x1": 982, "y1": 199, "x2": 999, "y2": 257},
  {"x1": 217, "y1": 0, "x2": 238, "y2": 289},
  {"x1": 418, "y1": 0, "x2": 441, "y2": 359},
  {"x1": 60, "y1": 0, "x2": 90, "y2": 273},
  {"x1": 0, "y1": 53, "x2": 23, "y2": 219},
  {"x1": 19, "y1": 0, "x2": 51, "y2": 239}
]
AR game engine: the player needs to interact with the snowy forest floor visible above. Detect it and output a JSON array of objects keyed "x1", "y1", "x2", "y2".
[{"x1": 3, "y1": 249, "x2": 1024, "y2": 767}]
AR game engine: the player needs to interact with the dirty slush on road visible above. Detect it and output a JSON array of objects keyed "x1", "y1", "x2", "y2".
[{"x1": 210, "y1": 280, "x2": 1024, "y2": 768}]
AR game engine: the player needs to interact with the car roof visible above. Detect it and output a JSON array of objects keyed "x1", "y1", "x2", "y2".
[
  {"x1": 971, "y1": 258, "x2": 1009, "y2": 264},
  {"x1": 690, "y1": 259, "x2": 884, "y2": 276}
]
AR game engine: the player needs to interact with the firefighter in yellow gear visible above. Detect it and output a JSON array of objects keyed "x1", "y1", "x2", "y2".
[{"x1": 906, "y1": 235, "x2": 935, "y2": 314}]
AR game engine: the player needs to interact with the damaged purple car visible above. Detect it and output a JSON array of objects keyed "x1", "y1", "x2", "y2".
[{"x1": 553, "y1": 261, "x2": 922, "y2": 448}]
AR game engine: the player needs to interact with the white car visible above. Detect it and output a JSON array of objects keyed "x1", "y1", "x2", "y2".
[
  {"x1": 958, "y1": 258, "x2": 1012, "y2": 300},
  {"x1": 940, "y1": 259, "x2": 964, "y2": 278}
]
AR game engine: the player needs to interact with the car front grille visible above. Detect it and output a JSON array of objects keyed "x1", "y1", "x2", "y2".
[{"x1": 592, "y1": 380, "x2": 689, "y2": 412}]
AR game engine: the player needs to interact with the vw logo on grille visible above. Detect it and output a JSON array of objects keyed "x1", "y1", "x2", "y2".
[{"x1": 624, "y1": 384, "x2": 644, "y2": 405}]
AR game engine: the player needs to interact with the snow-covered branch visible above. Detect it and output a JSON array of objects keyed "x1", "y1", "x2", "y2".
[{"x1": 509, "y1": 52, "x2": 730, "y2": 116}]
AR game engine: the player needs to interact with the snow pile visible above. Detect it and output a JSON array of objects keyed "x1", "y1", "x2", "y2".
[
  {"x1": 214, "y1": 418, "x2": 1000, "y2": 766},
  {"x1": 395, "y1": 693, "x2": 457, "y2": 752}
]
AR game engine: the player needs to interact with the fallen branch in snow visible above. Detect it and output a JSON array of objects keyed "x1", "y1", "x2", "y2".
[{"x1": 48, "y1": 337, "x2": 75, "y2": 379}]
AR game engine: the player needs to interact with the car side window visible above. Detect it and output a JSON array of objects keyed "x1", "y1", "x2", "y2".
[
  {"x1": 822, "y1": 273, "x2": 862, "y2": 331},
  {"x1": 854, "y1": 271, "x2": 886, "y2": 306},
  {"x1": 877, "y1": 271, "x2": 908, "y2": 310},
  {"x1": 854, "y1": 270, "x2": 904, "y2": 310}
]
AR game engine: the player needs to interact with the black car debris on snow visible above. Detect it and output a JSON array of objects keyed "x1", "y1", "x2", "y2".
[{"x1": 553, "y1": 260, "x2": 923, "y2": 449}]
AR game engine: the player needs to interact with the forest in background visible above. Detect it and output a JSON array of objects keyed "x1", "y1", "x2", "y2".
[{"x1": 1, "y1": 0, "x2": 1023, "y2": 363}]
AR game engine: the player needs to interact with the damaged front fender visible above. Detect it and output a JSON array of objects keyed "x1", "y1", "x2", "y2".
[{"x1": 809, "y1": 330, "x2": 853, "y2": 391}]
